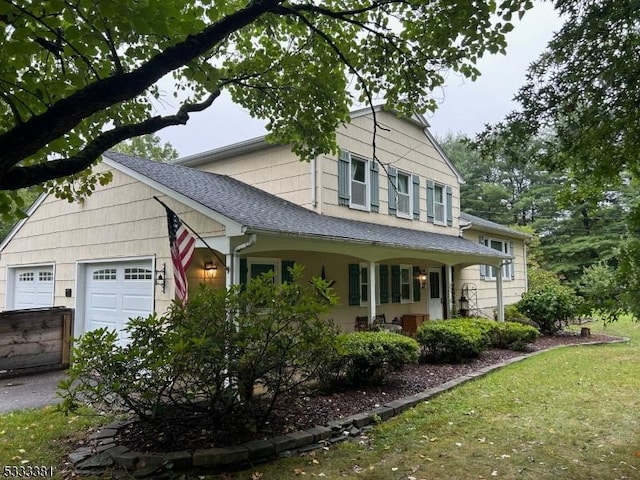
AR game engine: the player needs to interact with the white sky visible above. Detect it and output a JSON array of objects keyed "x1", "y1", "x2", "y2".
[{"x1": 157, "y1": 2, "x2": 562, "y2": 157}]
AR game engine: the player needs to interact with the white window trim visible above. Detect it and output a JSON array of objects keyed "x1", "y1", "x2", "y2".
[
  {"x1": 349, "y1": 155, "x2": 370, "y2": 211},
  {"x1": 247, "y1": 257, "x2": 282, "y2": 284},
  {"x1": 433, "y1": 183, "x2": 446, "y2": 226},
  {"x1": 483, "y1": 238, "x2": 513, "y2": 281},
  {"x1": 359, "y1": 263, "x2": 380, "y2": 307},
  {"x1": 396, "y1": 170, "x2": 412, "y2": 219},
  {"x1": 5, "y1": 263, "x2": 56, "y2": 310},
  {"x1": 400, "y1": 264, "x2": 413, "y2": 303}
]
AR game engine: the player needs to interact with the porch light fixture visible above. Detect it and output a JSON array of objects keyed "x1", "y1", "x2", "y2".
[
  {"x1": 204, "y1": 261, "x2": 217, "y2": 278},
  {"x1": 459, "y1": 295, "x2": 469, "y2": 317},
  {"x1": 419, "y1": 269, "x2": 427, "y2": 289}
]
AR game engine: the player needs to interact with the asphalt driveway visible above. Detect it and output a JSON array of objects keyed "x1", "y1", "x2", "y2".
[{"x1": 0, "y1": 370, "x2": 66, "y2": 413}]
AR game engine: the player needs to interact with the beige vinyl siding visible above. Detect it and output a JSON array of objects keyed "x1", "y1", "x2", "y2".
[
  {"x1": 196, "y1": 144, "x2": 314, "y2": 209},
  {"x1": 0, "y1": 165, "x2": 225, "y2": 315},
  {"x1": 236, "y1": 249, "x2": 436, "y2": 332},
  {"x1": 457, "y1": 230, "x2": 528, "y2": 316},
  {"x1": 321, "y1": 111, "x2": 460, "y2": 233}
]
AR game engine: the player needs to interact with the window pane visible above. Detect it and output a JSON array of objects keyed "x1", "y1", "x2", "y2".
[
  {"x1": 434, "y1": 185, "x2": 444, "y2": 203},
  {"x1": 352, "y1": 158, "x2": 366, "y2": 182},
  {"x1": 429, "y1": 272, "x2": 440, "y2": 298},
  {"x1": 397, "y1": 173, "x2": 409, "y2": 194},
  {"x1": 490, "y1": 240, "x2": 503, "y2": 251},
  {"x1": 352, "y1": 182, "x2": 366, "y2": 206},
  {"x1": 401, "y1": 284, "x2": 410, "y2": 299},
  {"x1": 251, "y1": 263, "x2": 275, "y2": 279}
]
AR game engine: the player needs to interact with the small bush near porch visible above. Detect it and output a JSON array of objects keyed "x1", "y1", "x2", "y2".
[{"x1": 59, "y1": 265, "x2": 341, "y2": 434}]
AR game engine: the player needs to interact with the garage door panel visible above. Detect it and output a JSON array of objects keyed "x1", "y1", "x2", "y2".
[
  {"x1": 88, "y1": 292, "x2": 118, "y2": 311},
  {"x1": 84, "y1": 261, "x2": 153, "y2": 345},
  {"x1": 12, "y1": 266, "x2": 54, "y2": 309}
]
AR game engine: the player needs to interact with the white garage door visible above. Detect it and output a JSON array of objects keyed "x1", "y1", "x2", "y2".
[
  {"x1": 84, "y1": 261, "x2": 154, "y2": 343},
  {"x1": 13, "y1": 266, "x2": 54, "y2": 309}
]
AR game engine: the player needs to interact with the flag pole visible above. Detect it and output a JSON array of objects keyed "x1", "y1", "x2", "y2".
[{"x1": 153, "y1": 196, "x2": 229, "y2": 271}]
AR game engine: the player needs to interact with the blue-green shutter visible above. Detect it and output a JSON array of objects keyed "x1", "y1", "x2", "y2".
[
  {"x1": 412, "y1": 174, "x2": 420, "y2": 220},
  {"x1": 282, "y1": 260, "x2": 295, "y2": 283},
  {"x1": 413, "y1": 266, "x2": 421, "y2": 301},
  {"x1": 370, "y1": 161, "x2": 379, "y2": 212},
  {"x1": 446, "y1": 186, "x2": 453, "y2": 226},
  {"x1": 379, "y1": 264, "x2": 389, "y2": 304},
  {"x1": 338, "y1": 149, "x2": 350, "y2": 206},
  {"x1": 391, "y1": 265, "x2": 401, "y2": 303},
  {"x1": 510, "y1": 241, "x2": 515, "y2": 280},
  {"x1": 426, "y1": 179, "x2": 435, "y2": 223},
  {"x1": 388, "y1": 167, "x2": 397, "y2": 215},
  {"x1": 348, "y1": 264, "x2": 360, "y2": 306},
  {"x1": 479, "y1": 236, "x2": 486, "y2": 280},
  {"x1": 240, "y1": 258, "x2": 248, "y2": 286}
]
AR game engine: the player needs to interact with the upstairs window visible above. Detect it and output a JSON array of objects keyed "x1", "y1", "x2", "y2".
[
  {"x1": 427, "y1": 180, "x2": 453, "y2": 226},
  {"x1": 350, "y1": 156, "x2": 369, "y2": 209},
  {"x1": 338, "y1": 150, "x2": 379, "y2": 212},
  {"x1": 396, "y1": 171, "x2": 411, "y2": 218}
]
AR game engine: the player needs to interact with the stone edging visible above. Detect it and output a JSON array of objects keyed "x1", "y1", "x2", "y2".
[{"x1": 69, "y1": 337, "x2": 629, "y2": 478}]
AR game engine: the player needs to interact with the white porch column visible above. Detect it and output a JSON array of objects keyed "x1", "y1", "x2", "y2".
[
  {"x1": 496, "y1": 264, "x2": 505, "y2": 322},
  {"x1": 368, "y1": 260, "x2": 377, "y2": 326},
  {"x1": 444, "y1": 265, "x2": 453, "y2": 319},
  {"x1": 226, "y1": 254, "x2": 234, "y2": 288}
]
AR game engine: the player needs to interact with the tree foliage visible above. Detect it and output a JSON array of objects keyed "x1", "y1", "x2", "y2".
[
  {"x1": 0, "y1": 0, "x2": 533, "y2": 215},
  {"x1": 112, "y1": 134, "x2": 179, "y2": 163}
]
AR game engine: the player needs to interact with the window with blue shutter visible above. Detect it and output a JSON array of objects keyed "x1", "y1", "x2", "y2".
[
  {"x1": 379, "y1": 264, "x2": 389, "y2": 304},
  {"x1": 510, "y1": 241, "x2": 515, "y2": 280},
  {"x1": 413, "y1": 266, "x2": 421, "y2": 301},
  {"x1": 370, "y1": 161, "x2": 379, "y2": 212},
  {"x1": 426, "y1": 180, "x2": 435, "y2": 222},
  {"x1": 338, "y1": 150, "x2": 350, "y2": 206},
  {"x1": 388, "y1": 167, "x2": 397, "y2": 216},
  {"x1": 348, "y1": 264, "x2": 360, "y2": 306},
  {"x1": 446, "y1": 186, "x2": 453, "y2": 226},
  {"x1": 281, "y1": 260, "x2": 295, "y2": 283},
  {"x1": 240, "y1": 258, "x2": 248, "y2": 286},
  {"x1": 391, "y1": 265, "x2": 401, "y2": 303},
  {"x1": 479, "y1": 236, "x2": 486, "y2": 280},
  {"x1": 412, "y1": 175, "x2": 420, "y2": 220}
]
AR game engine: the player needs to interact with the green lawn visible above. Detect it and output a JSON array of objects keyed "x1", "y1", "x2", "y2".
[
  {"x1": 208, "y1": 318, "x2": 640, "y2": 479},
  {"x1": 1, "y1": 318, "x2": 638, "y2": 480}
]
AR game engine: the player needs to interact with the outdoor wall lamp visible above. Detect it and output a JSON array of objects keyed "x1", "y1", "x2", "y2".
[
  {"x1": 204, "y1": 261, "x2": 217, "y2": 278},
  {"x1": 419, "y1": 269, "x2": 427, "y2": 289}
]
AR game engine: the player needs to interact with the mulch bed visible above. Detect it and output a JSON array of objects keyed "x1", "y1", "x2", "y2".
[{"x1": 115, "y1": 330, "x2": 620, "y2": 453}]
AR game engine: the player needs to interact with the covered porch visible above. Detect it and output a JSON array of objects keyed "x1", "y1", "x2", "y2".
[{"x1": 187, "y1": 228, "x2": 511, "y2": 332}]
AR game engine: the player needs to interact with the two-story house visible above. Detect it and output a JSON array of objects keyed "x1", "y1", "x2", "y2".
[{"x1": 0, "y1": 107, "x2": 529, "y2": 340}]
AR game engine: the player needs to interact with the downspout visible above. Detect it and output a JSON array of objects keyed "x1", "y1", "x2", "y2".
[
  {"x1": 229, "y1": 233, "x2": 256, "y2": 286},
  {"x1": 459, "y1": 222, "x2": 472, "y2": 237},
  {"x1": 311, "y1": 157, "x2": 317, "y2": 209}
]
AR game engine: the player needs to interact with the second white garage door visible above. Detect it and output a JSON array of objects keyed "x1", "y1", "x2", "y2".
[{"x1": 84, "y1": 261, "x2": 154, "y2": 344}]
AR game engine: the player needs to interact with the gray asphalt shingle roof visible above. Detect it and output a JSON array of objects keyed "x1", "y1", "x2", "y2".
[
  {"x1": 460, "y1": 212, "x2": 531, "y2": 239},
  {"x1": 105, "y1": 152, "x2": 509, "y2": 260}
]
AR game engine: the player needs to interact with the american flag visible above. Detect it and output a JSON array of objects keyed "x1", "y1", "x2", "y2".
[{"x1": 164, "y1": 206, "x2": 195, "y2": 304}]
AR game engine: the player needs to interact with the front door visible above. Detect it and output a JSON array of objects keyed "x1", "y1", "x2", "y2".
[{"x1": 428, "y1": 268, "x2": 443, "y2": 319}]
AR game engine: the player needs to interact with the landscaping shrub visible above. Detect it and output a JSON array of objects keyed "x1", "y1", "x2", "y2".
[
  {"x1": 416, "y1": 319, "x2": 490, "y2": 363},
  {"x1": 517, "y1": 266, "x2": 577, "y2": 335},
  {"x1": 58, "y1": 265, "x2": 339, "y2": 432},
  {"x1": 490, "y1": 322, "x2": 540, "y2": 351},
  {"x1": 504, "y1": 304, "x2": 532, "y2": 325},
  {"x1": 327, "y1": 332, "x2": 419, "y2": 386}
]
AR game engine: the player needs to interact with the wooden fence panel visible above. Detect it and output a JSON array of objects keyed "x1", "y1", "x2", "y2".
[{"x1": 0, "y1": 307, "x2": 74, "y2": 378}]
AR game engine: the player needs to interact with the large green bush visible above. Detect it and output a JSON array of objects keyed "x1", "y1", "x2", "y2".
[
  {"x1": 416, "y1": 319, "x2": 490, "y2": 363},
  {"x1": 517, "y1": 266, "x2": 577, "y2": 335},
  {"x1": 58, "y1": 265, "x2": 339, "y2": 432},
  {"x1": 327, "y1": 332, "x2": 419, "y2": 386},
  {"x1": 490, "y1": 322, "x2": 539, "y2": 351}
]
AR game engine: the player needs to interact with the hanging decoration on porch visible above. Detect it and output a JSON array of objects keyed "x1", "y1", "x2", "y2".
[{"x1": 321, "y1": 266, "x2": 336, "y2": 287}]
